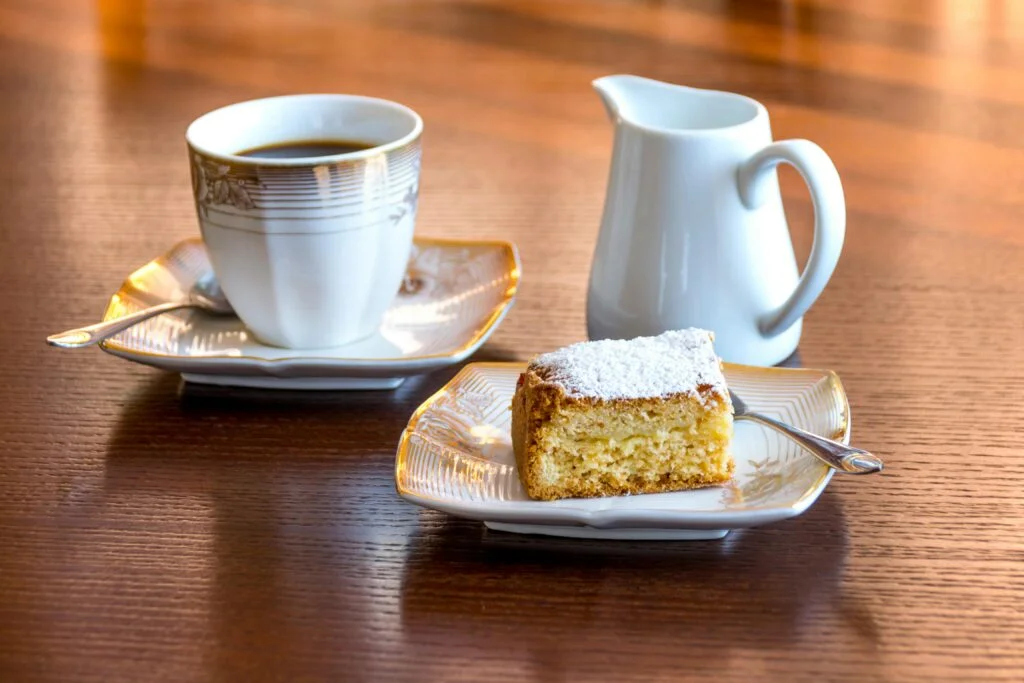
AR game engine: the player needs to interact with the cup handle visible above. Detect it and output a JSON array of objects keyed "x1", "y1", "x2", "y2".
[{"x1": 736, "y1": 139, "x2": 846, "y2": 338}]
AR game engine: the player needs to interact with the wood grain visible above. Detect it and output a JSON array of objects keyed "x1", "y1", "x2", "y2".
[{"x1": 1, "y1": 0, "x2": 1023, "y2": 681}]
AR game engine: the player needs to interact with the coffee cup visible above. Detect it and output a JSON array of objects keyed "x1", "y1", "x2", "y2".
[{"x1": 186, "y1": 94, "x2": 422, "y2": 349}]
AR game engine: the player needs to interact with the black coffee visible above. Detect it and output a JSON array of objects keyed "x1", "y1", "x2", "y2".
[{"x1": 237, "y1": 139, "x2": 376, "y2": 159}]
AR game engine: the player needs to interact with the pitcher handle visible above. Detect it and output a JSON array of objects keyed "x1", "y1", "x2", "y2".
[{"x1": 737, "y1": 139, "x2": 846, "y2": 338}]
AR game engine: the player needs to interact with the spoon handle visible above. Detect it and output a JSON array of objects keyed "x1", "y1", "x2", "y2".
[
  {"x1": 735, "y1": 412, "x2": 883, "y2": 474},
  {"x1": 47, "y1": 302, "x2": 191, "y2": 348}
]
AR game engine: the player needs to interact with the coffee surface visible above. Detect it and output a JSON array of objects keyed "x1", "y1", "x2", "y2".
[{"x1": 237, "y1": 139, "x2": 375, "y2": 158}]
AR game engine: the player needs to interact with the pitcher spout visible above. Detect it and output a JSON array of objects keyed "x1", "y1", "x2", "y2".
[
  {"x1": 593, "y1": 75, "x2": 633, "y2": 123},
  {"x1": 592, "y1": 74, "x2": 763, "y2": 133}
]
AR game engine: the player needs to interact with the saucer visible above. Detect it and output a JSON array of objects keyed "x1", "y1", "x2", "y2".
[
  {"x1": 396, "y1": 362, "x2": 847, "y2": 540},
  {"x1": 99, "y1": 238, "x2": 520, "y2": 390}
]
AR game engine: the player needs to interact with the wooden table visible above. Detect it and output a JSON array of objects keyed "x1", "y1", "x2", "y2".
[{"x1": 2, "y1": 0, "x2": 1022, "y2": 680}]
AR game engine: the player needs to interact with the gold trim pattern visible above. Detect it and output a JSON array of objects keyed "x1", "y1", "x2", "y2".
[
  {"x1": 190, "y1": 154, "x2": 263, "y2": 217},
  {"x1": 188, "y1": 140, "x2": 421, "y2": 220}
]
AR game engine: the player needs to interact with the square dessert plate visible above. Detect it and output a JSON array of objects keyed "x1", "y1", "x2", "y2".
[
  {"x1": 98, "y1": 238, "x2": 519, "y2": 390},
  {"x1": 396, "y1": 362, "x2": 848, "y2": 540}
]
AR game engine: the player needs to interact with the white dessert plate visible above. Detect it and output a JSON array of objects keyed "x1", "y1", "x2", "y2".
[
  {"x1": 396, "y1": 362, "x2": 848, "y2": 540},
  {"x1": 98, "y1": 238, "x2": 520, "y2": 390}
]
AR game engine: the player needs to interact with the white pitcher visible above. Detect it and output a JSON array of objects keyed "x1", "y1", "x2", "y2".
[{"x1": 586, "y1": 75, "x2": 845, "y2": 366}]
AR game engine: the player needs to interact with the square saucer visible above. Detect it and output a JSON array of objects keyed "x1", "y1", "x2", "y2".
[
  {"x1": 396, "y1": 362, "x2": 848, "y2": 540},
  {"x1": 99, "y1": 238, "x2": 520, "y2": 390}
]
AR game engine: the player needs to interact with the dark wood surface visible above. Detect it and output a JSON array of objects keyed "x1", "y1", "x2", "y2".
[{"x1": 2, "y1": 0, "x2": 1023, "y2": 680}]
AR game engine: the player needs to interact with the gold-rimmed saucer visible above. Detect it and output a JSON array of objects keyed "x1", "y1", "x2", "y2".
[
  {"x1": 396, "y1": 362, "x2": 847, "y2": 539},
  {"x1": 98, "y1": 237, "x2": 520, "y2": 390}
]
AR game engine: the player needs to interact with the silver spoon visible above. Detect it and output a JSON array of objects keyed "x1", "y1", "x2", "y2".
[
  {"x1": 729, "y1": 389, "x2": 883, "y2": 475},
  {"x1": 47, "y1": 275, "x2": 234, "y2": 349}
]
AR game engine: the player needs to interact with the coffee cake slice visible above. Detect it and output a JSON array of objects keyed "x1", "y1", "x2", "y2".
[{"x1": 510, "y1": 329, "x2": 734, "y2": 501}]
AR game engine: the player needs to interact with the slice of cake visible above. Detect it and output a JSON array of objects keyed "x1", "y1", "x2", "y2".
[{"x1": 510, "y1": 329, "x2": 734, "y2": 501}]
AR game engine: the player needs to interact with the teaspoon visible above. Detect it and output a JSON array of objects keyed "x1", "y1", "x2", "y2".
[
  {"x1": 46, "y1": 275, "x2": 234, "y2": 349},
  {"x1": 729, "y1": 389, "x2": 883, "y2": 474}
]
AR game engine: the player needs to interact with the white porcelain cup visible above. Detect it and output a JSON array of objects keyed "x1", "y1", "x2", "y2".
[{"x1": 186, "y1": 94, "x2": 422, "y2": 349}]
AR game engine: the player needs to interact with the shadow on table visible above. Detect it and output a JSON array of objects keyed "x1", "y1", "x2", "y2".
[
  {"x1": 96, "y1": 347, "x2": 514, "y2": 680},
  {"x1": 103, "y1": 342, "x2": 520, "y2": 444},
  {"x1": 398, "y1": 491, "x2": 880, "y2": 679},
  {"x1": 101, "y1": 343, "x2": 523, "y2": 489},
  {"x1": 777, "y1": 348, "x2": 803, "y2": 368},
  {"x1": 100, "y1": 344, "x2": 524, "y2": 501}
]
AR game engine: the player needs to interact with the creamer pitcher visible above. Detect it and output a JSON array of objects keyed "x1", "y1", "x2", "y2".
[{"x1": 586, "y1": 75, "x2": 845, "y2": 366}]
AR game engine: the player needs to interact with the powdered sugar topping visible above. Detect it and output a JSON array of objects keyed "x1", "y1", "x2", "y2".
[{"x1": 529, "y1": 329, "x2": 727, "y2": 400}]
